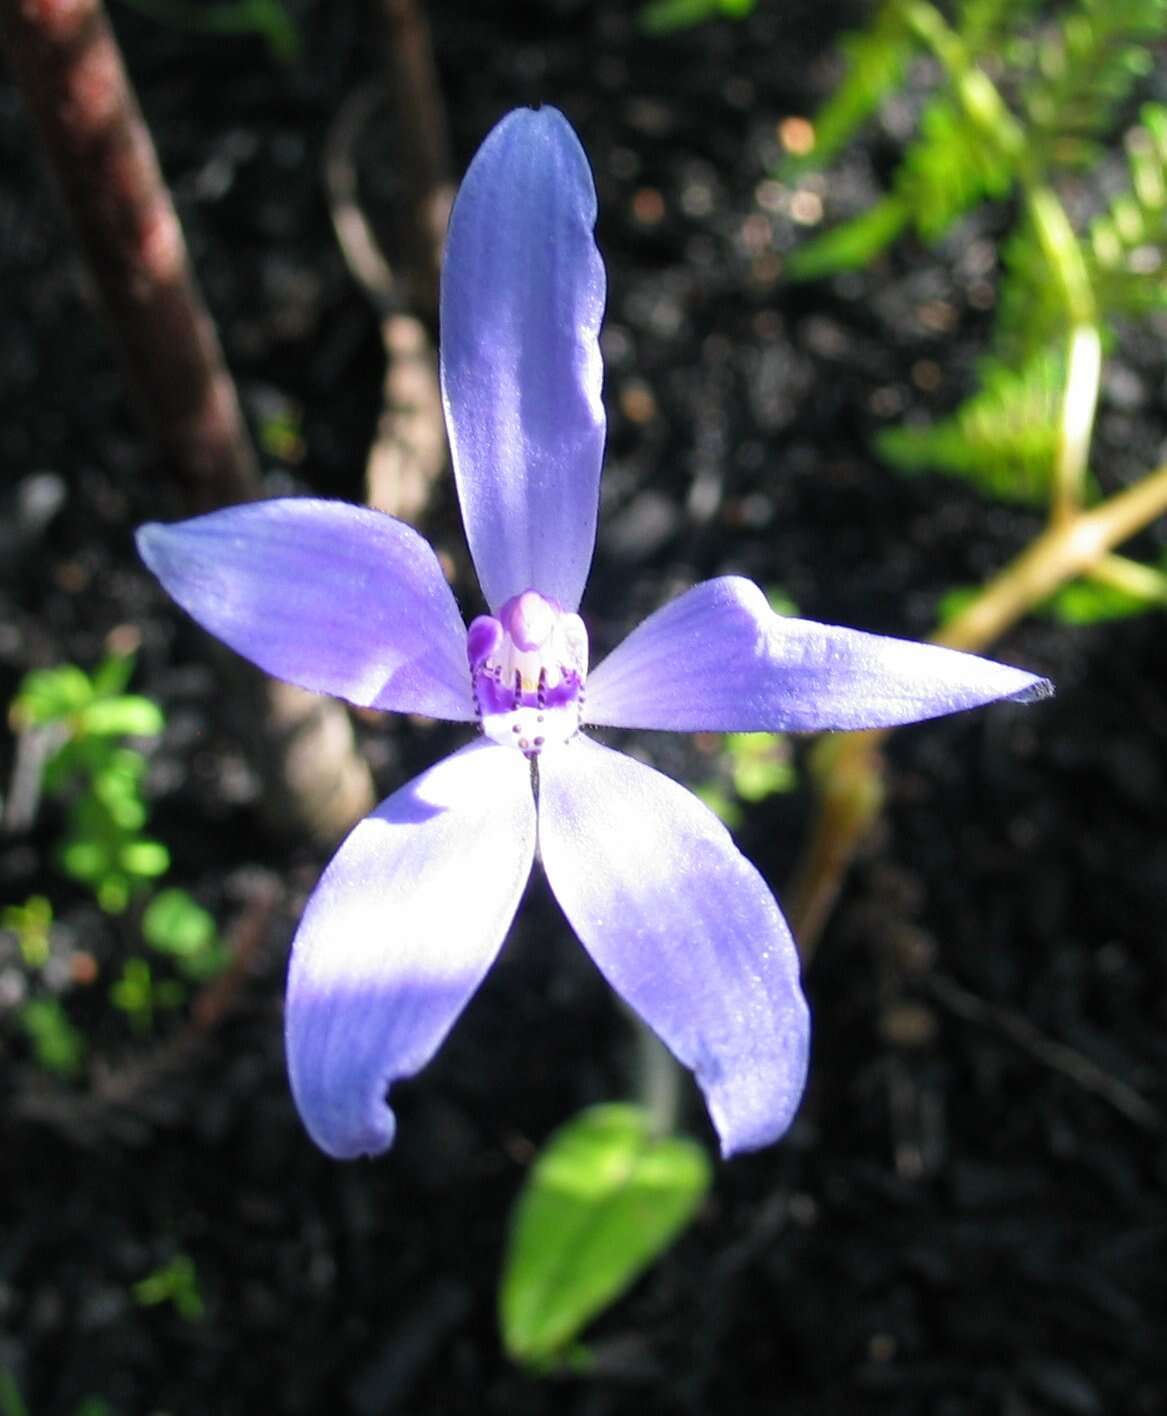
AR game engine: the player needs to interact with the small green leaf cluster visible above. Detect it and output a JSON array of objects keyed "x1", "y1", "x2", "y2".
[
  {"x1": 499, "y1": 1104, "x2": 710, "y2": 1369},
  {"x1": 4, "y1": 654, "x2": 228, "y2": 1071},
  {"x1": 133, "y1": 1253, "x2": 206, "y2": 1322},
  {"x1": 698, "y1": 732, "x2": 797, "y2": 830},
  {"x1": 12, "y1": 653, "x2": 168, "y2": 913}
]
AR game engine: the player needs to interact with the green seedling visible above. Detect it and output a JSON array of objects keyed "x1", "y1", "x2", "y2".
[
  {"x1": 133, "y1": 1253, "x2": 206, "y2": 1322},
  {"x1": 18, "y1": 996, "x2": 86, "y2": 1078}
]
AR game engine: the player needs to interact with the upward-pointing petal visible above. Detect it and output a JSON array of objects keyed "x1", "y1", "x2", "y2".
[
  {"x1": 441, "y1": 107, "x2": 606, "y2": 614},
  {"x1": 286, "y1": 741, "x2": 537, "y2": 1159},
  {"x1": 137, "y1": 499, "x2": 475, "y2": 721}
]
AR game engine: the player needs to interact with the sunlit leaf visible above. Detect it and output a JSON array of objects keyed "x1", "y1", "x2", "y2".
[
  {"x1": 11, "y1": 665, "x2": 93, "y2": 727},
  {"x1": 78, "y1": 696, "x2": 164, "y2": 739},
  {"x1": 500, "y1": 1104, "x2": 710, "y2": 1368},
  {"x1": 1041, "y1": 575, "x2": 1166, "y2": 623},
  {"x1": 19, "y1": 997, "x2": 86, "y2": 1078},
  {"x1": 143, "y1": 890, "x2": 228, "y2": 979},
  {"x1": 638, "y1": 0, "x2": 753, "y2": 35}
]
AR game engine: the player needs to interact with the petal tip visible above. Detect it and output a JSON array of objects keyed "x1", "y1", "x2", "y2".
[
  {"x1": 306, "y1": 1101, "x2": 398, "y2": 1162},
  {"x1": 1012, "y1": 673, "x2": 1055, "y2": 704},
  {"x1": 134, "y1": 521, "x2": 166, "y2": 568}
]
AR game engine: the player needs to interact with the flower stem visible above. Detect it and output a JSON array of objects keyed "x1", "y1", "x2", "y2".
[{"x1": 627, "y1": 1008, "x2": 684, "y2": 1138}]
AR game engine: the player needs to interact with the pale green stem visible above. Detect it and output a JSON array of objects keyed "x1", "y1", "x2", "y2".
[
  {"x1": 626, "y1": 1006, "x2": 683, "y2": 1138},
  {"x1": 1086, "y1": 553, "x2": 1167, "y2": 604},
  {"x1": 1049, "y1": 320, "x2": 1102, "y2": 522}
]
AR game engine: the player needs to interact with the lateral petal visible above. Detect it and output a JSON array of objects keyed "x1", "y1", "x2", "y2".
[
  {"x1": 285, "y1": 741, "x2": 536, "y2": 1158},
  {"x1": 440, "y1": 107, "x2": 606, "y2": 613},
  {"x1": 539, "y1": 735, "x2": 810, "y2": 1156},
  {"x1": 137, "y1": 499, "x2": 474, "y2": 720},
  {"x1": 586, "y1": 576, "x2": 1051, "y2": 732}
]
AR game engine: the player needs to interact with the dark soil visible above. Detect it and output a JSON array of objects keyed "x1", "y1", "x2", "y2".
[{"x1": 2, "y1": 2, "x2": 1165, "y2": 1414}]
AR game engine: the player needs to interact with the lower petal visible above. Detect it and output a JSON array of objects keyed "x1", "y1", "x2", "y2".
[
  {"x1": 538, "y1": 735, "x2": 810, "y2": 1156},
  {"x1": 286, "y1": 741, "x2": 536, "y2": 1159}
]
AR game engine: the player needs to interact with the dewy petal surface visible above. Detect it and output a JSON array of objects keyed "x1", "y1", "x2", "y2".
[
  {"x1": 440, "y1": 107, "x2": 606, "y2": 613},
  {"x1": 539, "y1": 735, "x2": 810, "y2": 1156},
  {"x1": 586, "y1": 576, "x2": 1052, "y2": 732},
  {"x1": 137, "y1": 499, "x2": 475, "y2": 721},
  {"x1": 285, "y1": 740, "x2": 536, "y2": 1159}
]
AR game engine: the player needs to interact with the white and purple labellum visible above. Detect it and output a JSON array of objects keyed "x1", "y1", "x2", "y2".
[{"x1": 467, "y1": 590, "x2": 587, "y2": 757}]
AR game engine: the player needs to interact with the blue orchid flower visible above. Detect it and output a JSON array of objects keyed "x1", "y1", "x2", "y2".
[{"x1": 137, "y1": 108, "x2": 1050, "y2": 1160}]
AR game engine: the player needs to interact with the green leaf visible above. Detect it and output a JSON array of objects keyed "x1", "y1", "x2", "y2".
[
  {"x1": 785, "y1": 195, "x2": 908, "y2": 280},
  {"x1": 133, "y1": 1254, "x2": 205, "y2": 1321},
  {"x1": 77, "y1": 696, "x2": 164, "y2": 738},
  {"x1": 3, "y1": 894, "x2": 54, "y2": 968},
  {"x1": 937, "y1": 585, "x2": 981, "y2": 627},
  {"x1": 726, "y1": 733, "x2": 797, "y2": 802},
  {"x1": 500, "y1": 1104, "x2": 710, "y2": 1368},
  {"x1": 19, "y1": 997, "x2": 86, "y2": 1077},
  {"x1": 895, "y1": 94, "x2": 1018, "y2": 244},
  {"x1": 11, "y1": 665, "x2": 93, "y2": 727},
  {"x1": 60, "y1": 838, "x2": 113, "y2": 884},
  {"x1": 1089, "y1": 104, "x2": 1167, "y2": 320},
  {"x1": 97, "y1": 877, "x2": 132, "y2": 915},
  {"x1": 142, "y1": 888, "x2": 215, "y2": 954},
  {"x1": 693, "y1": 782, "x2": 744, "y2": 830},
  {"x1": 119, "y1": 840, "x2": 170, "y2": 878},
  {"x1": 142, "y1": 889, "x2": 228, "y2": 978},
  {"x1": 90, "y1": 652, "x2": 136, "y2": 697},
  {"x1": 638, "y1": 0, "x2": 753, "y2": 35},
  {"x1": 1041, "y1": 575, "x2": 1165, "y2": 623}
]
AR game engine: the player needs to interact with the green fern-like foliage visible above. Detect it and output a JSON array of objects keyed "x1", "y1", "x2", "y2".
[
  {"x1": 790, "y1": 0, "x2": 1166, "y2": 513},
  {"x1": 896, "y1": 93, "x2": 1017, "y2": 240},
  {"x1": 788, "y1": 87, "x2": 1019, "y2": 277},
  {"x1": 876, "y1": 348, "x2": 1064, "y2": 504},
  {"x1": 991, "y1": 220, "x2": 1073, "y2": 367},
  {"x1": 1024, "y1": 0, "x2": 1167, "y2": 165},
  {"x1": 1088, "y1": 104, "x2": 1167, "y2": 317}
]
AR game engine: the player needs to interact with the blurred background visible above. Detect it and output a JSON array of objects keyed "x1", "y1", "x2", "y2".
[{"x1": 1, "y1": 1, "x2": 1164, "y2": 1412}]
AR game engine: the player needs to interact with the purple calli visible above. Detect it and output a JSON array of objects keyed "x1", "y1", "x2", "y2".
[{"x1": 137, "y1": 107, "x2": 1051, "y2": 1160}]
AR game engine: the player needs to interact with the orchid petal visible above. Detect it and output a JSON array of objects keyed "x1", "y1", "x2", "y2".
[
  {"x1": 539, "y1": 735, "x2": 809, "y2": 1156},
  {"x1": 286, "y1": 740, "x2": 536, "y2": 1159},
  {"x1": 586, "y1": 576, "x2": 1051, "y2": 732},
  {"x1": 137, "y1": 499, "x2": 474, "y2": 721},
  {"x1": 440, "y1": 106, "x2": 606, "y2": 614}
]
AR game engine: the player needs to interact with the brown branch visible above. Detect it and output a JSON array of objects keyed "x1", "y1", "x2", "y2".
[
  {"x1": 381, "y1": 0, "x2": 452, "y2": 318},
  {"x1": 324, "y1": 79, "x2": 449, "y2": 523},
  {"x1": 0, "y1": 0, "x2": 255, "y2": 510},
  {"x1": 1, "y1": 0, "x2": 375, "y2": 843}
]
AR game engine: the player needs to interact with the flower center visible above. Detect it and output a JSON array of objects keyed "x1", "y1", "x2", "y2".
[{"x1": 467, "y1": 590, "x2": 587, "y2": 757}]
